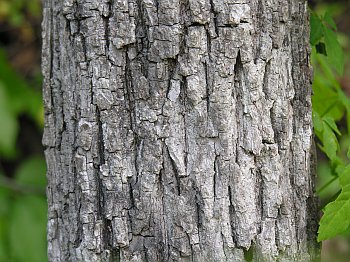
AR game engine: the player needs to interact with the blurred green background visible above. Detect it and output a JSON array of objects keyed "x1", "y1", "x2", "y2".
[
  {"x1": 0, "y1": 0, "x2": 46, "y2": 261},
  {"x1": 0, "y1": 0, "x2": 349, "y2": 261}
]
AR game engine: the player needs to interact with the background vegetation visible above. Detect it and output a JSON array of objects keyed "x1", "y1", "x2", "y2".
[
  {"x1": 0, "y1": 0, "x2": 46, "y2": 261},
  {"x1": 309, "y1": 0, "x2": 350, "y2": 260},
  {"x1": 0, "y1": 0, "x2": 349, "y2": 261}
]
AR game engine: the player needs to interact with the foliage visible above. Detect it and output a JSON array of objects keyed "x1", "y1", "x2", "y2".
[
  {"x1": 0, "y1": 53, "x2": 47, "y2": 260},
  {"x1": 0, "y1": 50, "x2": 43, "y2": 158},
  {"x1": 0, "y1": 0, "x2": 41, "y2": 26},
  {"x1": 0, "y1": 157, "x2": 47, "y2": 262},
  {"x1": 0, "y1": 1, "x2": 46, "y2": 260},
  {"x1": 310, "y1": 10, "x2": 350, "y2": 241}
]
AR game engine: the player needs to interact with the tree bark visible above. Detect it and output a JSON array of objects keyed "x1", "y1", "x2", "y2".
[{"x1": 42, "y1": 0, "x2": 319, "y2": 261}]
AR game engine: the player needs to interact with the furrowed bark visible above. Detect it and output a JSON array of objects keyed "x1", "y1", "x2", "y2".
[{"x1": 42, "y1": 0, "x2": 319, "y2": 261}]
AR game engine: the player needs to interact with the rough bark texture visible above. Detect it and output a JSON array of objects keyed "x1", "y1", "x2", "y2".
[{"x1": 42, "y1": 0, "x2": 319, "y2": 261}]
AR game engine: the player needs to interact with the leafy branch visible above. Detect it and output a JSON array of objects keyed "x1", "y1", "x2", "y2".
[{"x1": 310, "y1": 10, "x2": 350, "y2": 241}]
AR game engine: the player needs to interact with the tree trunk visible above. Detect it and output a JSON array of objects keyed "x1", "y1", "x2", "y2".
[{"x1": 42, "y1": 0, "x2": 319, "y2": 261}]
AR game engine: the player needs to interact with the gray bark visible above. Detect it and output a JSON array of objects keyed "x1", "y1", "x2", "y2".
[{"x1": 42, "y1": 0, "x2": 319, "y2": 261}]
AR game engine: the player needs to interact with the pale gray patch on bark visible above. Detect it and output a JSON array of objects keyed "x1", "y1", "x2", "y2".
[{"x1": 42, "y1": 0, "x2": 319, "y2": 261}]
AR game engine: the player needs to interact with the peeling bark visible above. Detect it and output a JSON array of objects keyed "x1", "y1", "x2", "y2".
[{"x1": 42, "y1": 0, "x2": 319, "y2": 261}]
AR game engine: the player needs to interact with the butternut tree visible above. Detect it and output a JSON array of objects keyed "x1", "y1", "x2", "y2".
[{"x1": 42, "y1": 0, "x2": 319, "y2": 261}]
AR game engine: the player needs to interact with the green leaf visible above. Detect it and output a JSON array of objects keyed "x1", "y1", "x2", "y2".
[
  {"x1": 0, "y1": 159, "x2": 47, "y2": 261},
  {"x1": 310, "y1": 12, "x2": 324, "y2": 46},
  {"x1": 318, "y1": 184, "x2": 350, "y2": 241},
  {"x1": 322, "y1": 122, "x2": 338, "y2": 161},
  {"x1": 340, "y1": 164, "x2": 350, "y2": 187},
  {"x1": 324, "y1": 27, "x2": 344, "y2": 75},
  {"x1": 340, "y1": 96, "x2": 350, "y2": 130},
  {"x1": 9, "y1": 195, "x2": 47, "y2": 262},
  {"x1": 323, "y1": 12, "x2": 337, "y2": 30},
  {"x1": 314, "y1": 48, "x2": 341, "y2": 89},
  {"x1": 323, "y1": 116, "x2": 341, "y2": 136},
  {"x1": 312, "y1": 59, "x2": 344, "y2": 121},
  {"x1": 312, "y1": 111, "x2": 323, "y2": 132},
  {"x1": 338, "y1": 91, "x2": 350, "y2": 133},
  {"x1": 312, "y1": 85, "x2": 343, "y2": 121}
]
